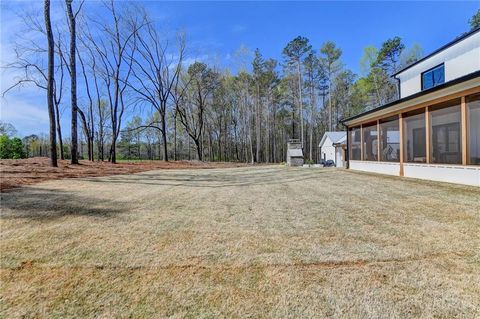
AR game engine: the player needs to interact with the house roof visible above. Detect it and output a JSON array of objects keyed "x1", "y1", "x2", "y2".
[
  {"x1": 335, "y1": 135, "x2": 347, "y2": 145},
  {"x1": 341, "y1": 70, "x2": 480, "y2": 126},
  {"x1": 393, "y1": 27, "x2": 480, "y2": 77},
  {"x1": 287, "y1": 148, "x2": 303, "y2": 157},
  {"x1": 318, "y1": 131, "x2": 346, "y2": 147}
]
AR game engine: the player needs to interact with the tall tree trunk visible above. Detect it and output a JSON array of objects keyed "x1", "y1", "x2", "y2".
[
  {"x1": 272, "y1": 104, "x2": 277, "y2": 163},
  {"x1": 78, "y1": 45, "x2": 95, "y2": 161},
  {"x1": 265, "y1": 93, "x2": 270, "y2": 163},
  {"x1": 224, "y1": 116, "x2": 228, "y2": 161},
  {"x1": 161, "y1": 112, "x2": 168, "y2": 161},
  {"x1": 98, "y1": 126, "x2": 104, "y2": 161},
  {"x1": 297, "y1": 61, "x2": 304, "y2": 148},
  {"x1": 44, "y1": 0, "x2": 57, "y2": 167},
  {"x1": 54, "y1": 103, "x2": 64, "y2": 160},
  {"x1": 328, "y1": 73, "x2": 333, "y2": 132},
  {"x1": 78, "y1": 109, "x2": 92, "y2": 161},
  {"x1": 309, "y1": 86, "x2": 316, "y2": 161},
  {"x1": 255, "y1": 84, "x2": 260, "y2": 162},
  {"x1": 110, "y1": 135, "x2": 116, "y2": 163},
  {"x1": 173, "y1": 109, "x2": 177, "y2": 161},
  {"x1": 195, "y1": 139, "x2": 202, "y2": 161},
  {"x1": 66, "y1": 0, "x2": 78, "y2": 164}
]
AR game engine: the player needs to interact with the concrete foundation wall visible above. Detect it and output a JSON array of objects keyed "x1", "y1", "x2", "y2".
[
  {"x1": 403, "y1": 163, "x2": 480, "y2": 186},
  {"x1": 349, "y1": 161, "x2": 400, "y2": 176},
  {"x1": 349, "y1": 160, "x2": 480, "y2": 186}
]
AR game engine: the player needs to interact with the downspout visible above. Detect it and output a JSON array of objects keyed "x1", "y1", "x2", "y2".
[
  {"x1": 345, "y1": 125, "x2": 349, "y2": 169},
  {"x1": 394, "y1": 75, "x2": 401, "y2": 100}
]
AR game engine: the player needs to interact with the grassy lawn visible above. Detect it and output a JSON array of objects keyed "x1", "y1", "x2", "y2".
[{"x1": 1, "y1": 166, "x2": 479, "y2": 318}]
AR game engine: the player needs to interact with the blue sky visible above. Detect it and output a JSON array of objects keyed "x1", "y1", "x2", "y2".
[{"x1": 1, "y1": 1, "x2": 479, "y2": 136}]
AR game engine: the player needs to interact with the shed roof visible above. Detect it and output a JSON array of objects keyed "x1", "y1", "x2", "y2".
[{"x1": 318, "y1": 131, "x2": 346, "y2": 147}]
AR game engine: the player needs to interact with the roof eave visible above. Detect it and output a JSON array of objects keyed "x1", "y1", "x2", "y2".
[{"x1": 342, "y1": 71, "x2": 480, "y2": 127}]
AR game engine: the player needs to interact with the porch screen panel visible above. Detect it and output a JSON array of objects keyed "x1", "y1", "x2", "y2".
[
  {"x1": 349, "y1": 126, "x2": 361, "y2": 160},
  {"x1": 403, "y1": 109, "x2": 426, "y2": 163},
  {"x1": 467, "y1": 93, "x2": 480, "y2": 165},
  {"x1": 362, "y1": 122, "x2": 378, "y2": 161},
  {"x1": 379, "y1": 116, "x2": 400, "y2": 162},
  {"x1": 430, "y1": 99, "x2": 461, "y2": 164}
]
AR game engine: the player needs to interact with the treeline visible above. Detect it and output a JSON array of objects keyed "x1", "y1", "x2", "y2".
[
  {"x1": 12, "y1": 1, "x2": 473, "y2": 164},
  {"x1": 0, "y1": 122, "x2": 25, "y2": 159}
]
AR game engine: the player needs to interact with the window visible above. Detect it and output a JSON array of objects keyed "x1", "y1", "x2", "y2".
[
  {"x1": 422, "y1": 64, "x2": 444, "y2": 90},
  {"x1": 379, "y1": 116, "x2": 400, "y2": 162},
  {"x1": 362, "y1": 122, "x2": 378, "y2": 161},
  {"x1": 349, "y1": 126, "x2": 361, "y2": 160},
  {"x1": 403, "y1": 109, "x2": 426, "y2": 163},
  {"x1": 467, "y1": 93, "x2": 480, "y2": 165},
  {"x1": 430, "y1": 99, "x2": 462, "y2": 164}
]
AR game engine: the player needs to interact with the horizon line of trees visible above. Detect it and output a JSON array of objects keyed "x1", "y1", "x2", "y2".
[{"x1": 3, "y1": 2, "x2": 479, "y2": 164}]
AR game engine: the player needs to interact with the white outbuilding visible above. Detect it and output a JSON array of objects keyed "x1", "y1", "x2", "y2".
[
  {"x1": 286, "y1": 139, "x2": 304, "y2": 166},
  {"x1": 319, "y1": 132, "x2": 347, "y2": 167}
]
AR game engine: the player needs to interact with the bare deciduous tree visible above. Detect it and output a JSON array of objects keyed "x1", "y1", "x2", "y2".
[
  {"x1": 86, "y1": 0, "x2": 144, "y2": 163},
  {"x1": 45, "y1": 0, "x2": 58, "y2": 166},
  {"x1": 176, "y1": 62, "x2": 218, "y2": 161},
  {"x1": 65, "y1": 0, "x2": 84, "y2": 164},
  {"x1": 127, "y1": 16, "x2": 185, "y2": 161}
]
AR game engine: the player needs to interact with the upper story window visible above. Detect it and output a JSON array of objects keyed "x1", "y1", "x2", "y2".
[{"x1": 421, "y1": 64, "x2": 445, "y2": 90}]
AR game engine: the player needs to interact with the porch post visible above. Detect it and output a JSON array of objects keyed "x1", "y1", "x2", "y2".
[
  {"x1": 461, "y1": 96, "x2": 468, "y2": 165},
  {"x1": 377, "y1": 120, "x2": 381, "y2": 161},
  {"x1": 425, "y1": 107, "x2": 431, "y2": 164},
  {"x1": 399, "y1": 114, "x2": 404, "y2": 177},
  {"x1": 360, "y1": 124, "x2": 364, "y2": 161}
]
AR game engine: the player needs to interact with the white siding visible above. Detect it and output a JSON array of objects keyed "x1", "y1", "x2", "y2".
[
  {"x1": 397, "y1": 31, "x2": 480, "y2": 98},
  {"x1": 320, "y1": 137, "x2": 336, "y2": 162},
  {"x1": 335, "y1": 147, "x2": 344, "y2": 167}
]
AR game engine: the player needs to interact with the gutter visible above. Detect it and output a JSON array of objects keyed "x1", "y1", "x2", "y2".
[{"x1": 341, "y1": 70, "x2": 480, "y2": 125}]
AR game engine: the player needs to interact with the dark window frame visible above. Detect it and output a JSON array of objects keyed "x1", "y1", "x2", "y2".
[{"x1": 421, "y1": 63, "x2": 445, "y2": 91}]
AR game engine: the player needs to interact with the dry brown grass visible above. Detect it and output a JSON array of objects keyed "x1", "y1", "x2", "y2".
[{"x1": 1, "y1": 166, "x2": 479, "y2": 318}]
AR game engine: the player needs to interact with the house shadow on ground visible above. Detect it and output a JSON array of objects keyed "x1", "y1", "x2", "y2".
[{"x1": 0, "y1": 187, "x2": 128, "y2": 221}]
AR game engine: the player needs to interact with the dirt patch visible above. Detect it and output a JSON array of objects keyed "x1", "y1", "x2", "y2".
[{"x1": 0, "y1": 157, "x2": 250, "y2": 192}]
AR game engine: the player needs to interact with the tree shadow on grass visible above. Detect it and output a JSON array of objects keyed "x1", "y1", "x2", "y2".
[
  {"x1": 0, "y1": 187, "x2": 128, "y2": 221},
  {"x1": 81, "y1": 168, "x2": 333, "y2": 189},
  {"x1": 0, "y1": 168, "x2": 334, "y2": 221}
]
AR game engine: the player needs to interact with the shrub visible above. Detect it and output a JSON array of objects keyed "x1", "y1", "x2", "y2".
[
  {"x1": 0, "y1": 135, "x2": 10, "y2": 159},
  {"x1": 0, "y1": 135, "x2": 25, "y2": 159}
]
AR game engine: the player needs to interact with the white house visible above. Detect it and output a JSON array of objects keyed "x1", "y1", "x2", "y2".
[
  {"x1": 319, "y1": 132, "x2": 346, "y2": 167},
  {"x1": 342, "y1": 27, "x2": 480, "y2": 186}
]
